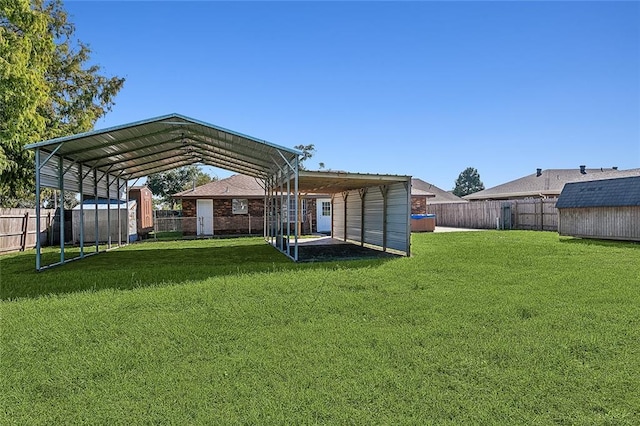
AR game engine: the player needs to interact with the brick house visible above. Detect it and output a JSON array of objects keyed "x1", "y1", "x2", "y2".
[{"x1": 173, "y1": 174, "x2": 331, "y2": 236}]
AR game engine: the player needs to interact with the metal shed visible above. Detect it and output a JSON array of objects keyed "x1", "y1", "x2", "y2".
[
  {"x1": 291, "y1": 171, "x2": 411, "y2": 254},
  {"x1": 556, "y1": 175, "x2": 640, "y2": 242},
  {"x1": 25, "y1": 113, "x2": 412, "y2": 270},
  {"x1": 72, "y1": 200, "x2": 137, "y2": 244}
]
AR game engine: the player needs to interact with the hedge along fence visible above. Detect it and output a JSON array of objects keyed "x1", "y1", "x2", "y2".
[
  {"x1": 428, "y1": 199, "x2": 559, "y2": 231},
  {"x1": 0, "y1": 209, "x2": 56, "y2": 254}
]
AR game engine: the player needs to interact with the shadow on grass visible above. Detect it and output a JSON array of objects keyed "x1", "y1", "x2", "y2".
[
  {"x1": 1, "y1": 240, "x2": 397, "y2": 301},
  {"x1": 559, "y1": 237, "x2": 640, "y2": 249}
]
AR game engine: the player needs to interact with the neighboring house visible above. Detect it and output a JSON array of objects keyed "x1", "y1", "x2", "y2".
[
  {"x1": 556, "y1": 175, "x2": 640, "y2": 242},
  {"x1": 411, "y1": 188, "x2": 435, "y2": 215},
  {"x1": 464, "y1": 166, "x2": 640, "y2": 201},
  {"x1": 412, "y1": 178, "x2": 466, "y2": 206},
  {"x1": 173, "y1": 174, "x2": 331, "y2": 236}
]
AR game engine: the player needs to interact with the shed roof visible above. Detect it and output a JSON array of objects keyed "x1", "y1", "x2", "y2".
[
  {"x1": 295, "y1": 170, "x2": 411, "y2": 194},
  {"x1": 465, "y1": 167, "x2": 640, "y2": 200},
  {"x1": 556, "y1": 175, "x2": 640, "y2": 208},
  {"x1": 24, "y1": 113, "x2": 301, "y2": 180}
]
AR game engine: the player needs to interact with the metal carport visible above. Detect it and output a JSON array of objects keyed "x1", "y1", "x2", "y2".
[
  {"x1": 24, "y1": 113, "x2": 302, "y2": 270},
  {"x1": 25, "y1": 113, "x2": 412, "y2": 270}
]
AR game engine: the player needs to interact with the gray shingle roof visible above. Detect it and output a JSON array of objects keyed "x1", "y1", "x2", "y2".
[
  {"x1": 556, "y1": 175, "x2": 640, "y2": 208},
  {"x1": 465, "y1": 168, "x2": 640, "y2": 200},
  {"x1": 412, "y1": 178, "x2": 466, "y2": 204}
]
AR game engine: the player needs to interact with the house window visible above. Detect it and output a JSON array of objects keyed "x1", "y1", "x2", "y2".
[
  {"x1": 282, "y1": 198, "x2": 307, "y2": 222},
  {"x1": 321, "y1": 201, "x2": 331, "y2": 216},
  {"x1": 232, "y1": 199, "x2": 248, "y2": 214}
]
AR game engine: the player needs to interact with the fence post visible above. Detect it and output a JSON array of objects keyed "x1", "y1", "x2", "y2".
[
  {"x1": 47, "y1": 211, "x2": 52, "y2": 247},
  {"x1": 20, "y1": 211, "x2": 29, "y2": 251}
]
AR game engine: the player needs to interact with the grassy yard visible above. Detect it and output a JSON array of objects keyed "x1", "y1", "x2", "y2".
[{"x1": 1, "y1": 232, "x2": 639, "y2": 424}]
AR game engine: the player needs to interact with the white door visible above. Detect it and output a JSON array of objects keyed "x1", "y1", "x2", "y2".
[
  {"x1": 197, "y1": 199, "x2": 213, "y2": 235},
  {"x1": 316, "y1": 199, "x2": 332, "y2": 233}
]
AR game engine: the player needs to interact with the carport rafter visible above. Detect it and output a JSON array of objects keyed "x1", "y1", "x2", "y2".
[
  {"x1": 186, "y1": 133, "x2": 277, "y2": 168},
  {"x1": 60, "y1": 127, "x2": 171, "y2": 157},
  {"x1": 78, "y1": 136, "x2": 184, "y2": 165}
]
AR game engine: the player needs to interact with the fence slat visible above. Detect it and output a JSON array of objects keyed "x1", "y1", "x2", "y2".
[{"x1": 0, "y1": 208, "x2": 57, "y2": 255}]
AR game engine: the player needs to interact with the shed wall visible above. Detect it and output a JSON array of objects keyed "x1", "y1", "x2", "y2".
[
  {"x1": 72, "y1": 208, "x2": 136, "y2": 243},
  {"x1": 559, "y1": 206, "x2": 640, "y2": 241},
  {"x1": 332, "y1": 182, "x2": 409, "y2": 254},
  {"x1": 40, "y1": 157, "x2": 121, "y2": 199}
]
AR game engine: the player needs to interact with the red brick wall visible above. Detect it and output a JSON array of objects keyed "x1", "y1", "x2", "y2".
[
  {"x1": 182, "y1": 197, "x2": 321, "y2": 236},
  {"x1": 181, "y1": 199, "x2": 197, "y2": 235},
  {"x1": 411, "y1": 196, "x2": 427, "y2": 215}
]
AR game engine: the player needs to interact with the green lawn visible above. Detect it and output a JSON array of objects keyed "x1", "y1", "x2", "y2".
[{"x1": 1, "y1": 232, "x2": 639, "y2": 424}]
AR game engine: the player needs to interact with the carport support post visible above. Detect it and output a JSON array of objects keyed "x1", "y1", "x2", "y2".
[
  {"x1": 294, "y1": 155, "x2": 299, "y2": 261},
  {"x1": 35, "y1": 149, "x2": 41, "y2": 271},
  {"x1": 342, "y1": 192, "x2": 348, "y2": 242},
  {"x1": 107, "y1": 173, "x2": 111, "y2": 249},
  {"x1": 117, "y1": 176, "x2": 122, "y2": 247},
  {"x1": 359, "y1": 188, "x2": 367, "y2": 246},
  {"x1": 125, "y1": 180, "x2": 130, "y2": 245},
  {"x1": 79, "y1": 164, "x2": 84, "y2": 258},
  {"x1": 405, "y1": 180, "x2": 411, "y2": 257},
  {"x1": 279, "y1": 173, "x2": 284, "y2": 251},
  {"x1": 94, "y1": 169, "x2": 99, "y2": 252},
  {"x1": 59, "y1": 156, "x2": 65, "y2": 263},
  {"x1": 286, "y1": 168, "x2": 291, "y2": 256},
  {"x1": 380, "y1": 185, "x2": 388, "y2": 252}
]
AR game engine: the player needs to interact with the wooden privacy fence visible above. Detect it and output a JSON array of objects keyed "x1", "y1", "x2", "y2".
[
  {"x1": 0, "y1": 209, "x2": 56, "y2": 254},
  {"x1": 429, "y1": 199, "x2": 559, "y2": 231}
]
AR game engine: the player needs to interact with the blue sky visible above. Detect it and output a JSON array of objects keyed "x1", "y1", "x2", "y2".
[{"x1": 66, "y1": 1, "x2": 639, "y2": 190}]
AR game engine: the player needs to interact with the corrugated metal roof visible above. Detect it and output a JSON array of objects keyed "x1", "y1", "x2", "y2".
[
  {"x1": 25, "y1": 113, "x2": 301, "y2": 180},
  {"x1": 556, "y1": 176, "x2": 640, "y2": 208},
  {"x1": 293, "y1": 170, "x2": 411, "y2": 194}
]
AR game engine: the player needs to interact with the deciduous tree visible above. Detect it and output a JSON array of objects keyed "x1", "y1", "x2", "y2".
[
  {"x1": 0, "y1": 0, "x2": 124, "y2": 206},
  {"x1": 147, "y1": 166, "x2": 214, "y2": 209}
]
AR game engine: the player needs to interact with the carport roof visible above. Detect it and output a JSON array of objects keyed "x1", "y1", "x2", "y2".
[
  {"x1": 24, "y1": 113, "x2": 301, "y2": 180},
  {"x1": 295, "y1": 170, "x2": 411, "y2": 194}
]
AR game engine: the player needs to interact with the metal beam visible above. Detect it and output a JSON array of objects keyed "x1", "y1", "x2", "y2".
[
  {"x1": 59, "y1": 156, "x2": 65, "y2": 263},
  {"x1": 79, "y1": 163, "x2": 84, "y2": 258},
  {"x1": 38, "y1": 145, "x2": 62, "y2": 170},
  {"x1": 35, "y1": 149, "x2": 41, "y2": 271},
  {"x1": 188, "y1": 135, "x2": 275, "y2": 168},
  {"x1": 126, "y1": 158, "x2": 196, "y2": 179},
  {"x1": 188, "y1": 149, "x2": 269, "y2": 178}
]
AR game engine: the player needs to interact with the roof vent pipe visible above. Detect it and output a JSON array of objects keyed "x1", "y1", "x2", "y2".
[
  {"x1": 580, "y1": 165, "x2": 586, "y2": 174},
  {"x1": 536, "y1": 168, "x2": 542, "y2": 177}
]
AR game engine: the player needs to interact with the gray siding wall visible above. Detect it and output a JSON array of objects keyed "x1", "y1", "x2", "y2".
[
  {"x1": 559, "y1": 206, "x2": 640, "y2": 241},
  {"x1": 41, "y1": 157, "x2": 121, "y2": 199},
  {"x1": 331, "y1": 182, "x2": 410, "y2": 254}
]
